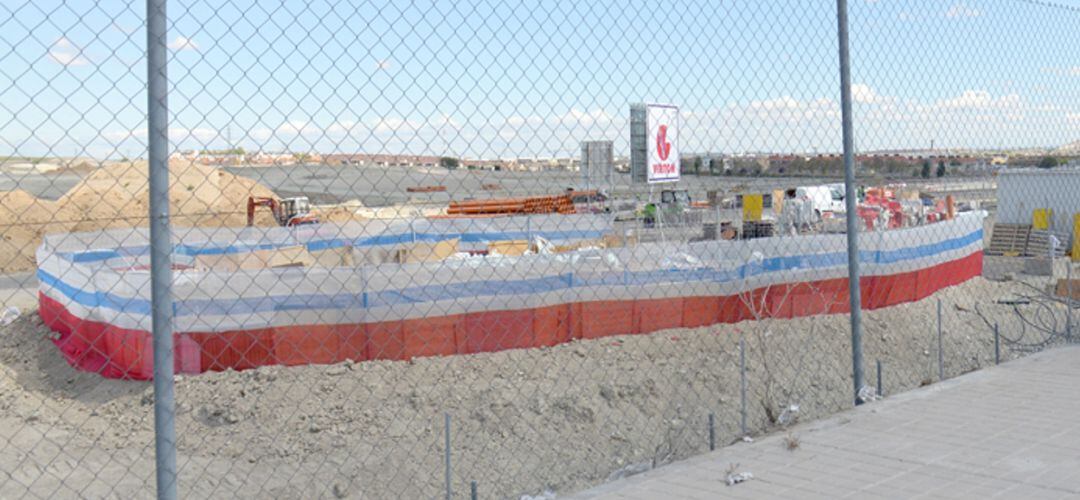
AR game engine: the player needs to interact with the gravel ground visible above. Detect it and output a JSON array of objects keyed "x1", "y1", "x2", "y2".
[{"x1": 0, "y1": 275, "x2": 1068, "y2": 499}]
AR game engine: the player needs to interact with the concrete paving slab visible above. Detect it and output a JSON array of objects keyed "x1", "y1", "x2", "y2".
[{"x1": 572, "y1": 346, "x2": 1080, "y2": 499}]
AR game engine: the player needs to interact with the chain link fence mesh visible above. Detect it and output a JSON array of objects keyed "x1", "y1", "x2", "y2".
[{"x1": 2, "y1": 0, "x2": 1080, "y2": 498}]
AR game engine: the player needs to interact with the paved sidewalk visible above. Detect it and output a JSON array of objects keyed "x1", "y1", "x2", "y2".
[{"x1": 573, "y1": 345, "x2": 1080, "y2": 499}]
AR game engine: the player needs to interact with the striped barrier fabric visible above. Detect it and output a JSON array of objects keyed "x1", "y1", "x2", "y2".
[{"x1": 37, "y1": 213, "x2": 985, "y2": 379}]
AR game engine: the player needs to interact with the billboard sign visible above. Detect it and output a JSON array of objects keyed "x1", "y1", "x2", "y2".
[{"x1": 645, "y1": 104, "x2": 680, "y2": 183}]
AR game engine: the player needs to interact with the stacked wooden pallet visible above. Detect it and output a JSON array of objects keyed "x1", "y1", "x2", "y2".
[
  {"x1": 986, "y1": 223, "x2": 1031, "y2": 256},
  {"x1": 986, "y1": 223, "x2": 1068, "y2": 257},
  {"x1": 1026, "y1": 229, "x2": 1069, "y2": 258}
]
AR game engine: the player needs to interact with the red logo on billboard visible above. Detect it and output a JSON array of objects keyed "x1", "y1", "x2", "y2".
[{"x1": 656, "y1": 124, "x2": 671, "y2": 161}]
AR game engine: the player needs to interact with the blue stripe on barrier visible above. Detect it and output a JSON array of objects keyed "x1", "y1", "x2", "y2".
[
  {"x1": 57, "y1": 229, "x2": 610, "y2": 262},
  {"x1": 40, "y1": 228, "x2": 982, "y2": 318}
]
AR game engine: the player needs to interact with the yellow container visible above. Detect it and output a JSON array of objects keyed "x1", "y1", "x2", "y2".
[
  {"x1": 1073, "y1": 214, "x2": 1080, "y2": 262},
  {"x1": 772, "y1": 189, "x2": 785, "y2": 214},
  {"x1": 743, "y1": 194, "x2": 763, "y2": 222},
  {"x1": 1033, "y1": 208, "x2": 1052, "y2": 230}
]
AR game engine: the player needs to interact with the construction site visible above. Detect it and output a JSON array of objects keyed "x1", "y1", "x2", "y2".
[
  {"x1": 4, "y1": 149, "x2": 1080, "y2": 496},
  {"x1": 0, "y1": 152, "x2": 1001, "y2": 377},
  {"x1": 4, "y1": 0, "x2": 1080, "y2": 495}
]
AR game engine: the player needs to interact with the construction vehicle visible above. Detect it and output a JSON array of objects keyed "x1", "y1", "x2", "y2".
[{"x1": 246, "y1": 196, "x2": 320, "y2": 227}]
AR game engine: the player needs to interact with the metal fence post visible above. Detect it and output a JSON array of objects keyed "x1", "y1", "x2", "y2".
[
  {"x1": 1067, "y1": 264, "x2": 1073, "y2": 342},
  {"x1": 708, "y1": 412, "x2": 715, "y2": 451},
  {"x1": 739, "y1": 338, "x2": 747, "y2": 435},
  {"x1": 444, "y1": 412, "x2": 452, "y2": 500},
  {"x1": 835, "y1": 0, "x2": 864, "y2": 406},
  {"x1": 994, "y1": 323, "x2": 1000, "y2": 365},
  {"x1": 147, "y1": 0, "x2": 178, "y2": 498},
  {"x1": 876, "y1": 359, "x2": 883, "y2": 397},
  {"x1": 937, "y1": 298, "x2": 944, "y2": 381}
]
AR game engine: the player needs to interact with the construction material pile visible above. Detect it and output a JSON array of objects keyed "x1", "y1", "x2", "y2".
[{"x1": 447, "y1": 194, "x2": 576, "y2": 216}]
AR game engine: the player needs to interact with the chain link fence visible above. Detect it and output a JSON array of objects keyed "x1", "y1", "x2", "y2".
[{"x1": 2, "y1": 0, "x2": 1080, "y2": 498}]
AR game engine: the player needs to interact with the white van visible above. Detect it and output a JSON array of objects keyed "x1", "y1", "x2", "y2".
[{"x1": 793, "y1": 184, "x2": 847, "y2": 215}]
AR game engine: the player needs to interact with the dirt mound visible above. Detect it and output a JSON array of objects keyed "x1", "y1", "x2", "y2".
[
  {"x1": 0, "y1": 190, "x2": 79, "y2": 273},
  {"x1": 0, "y1": 162, "x2": 280, "y2": 273},
  {"x1": 311, "y1": 199, "x2": 367, "y2": 224},
  {"x1": 57, "y1": 160, "x2": 278, "y2": 231}
]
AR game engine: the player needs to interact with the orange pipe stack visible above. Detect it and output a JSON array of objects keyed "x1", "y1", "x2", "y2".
[
  {"x1": 406, "y1": 185, "x2": 447, "y2": 193},
  {"x1": 447, "y1": 194, "x2": 576, "y2": 215}
]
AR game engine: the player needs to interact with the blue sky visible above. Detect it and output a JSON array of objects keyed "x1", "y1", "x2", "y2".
[{"x1": 1, "y1": 0, "x2": 1079, "y2": 160}]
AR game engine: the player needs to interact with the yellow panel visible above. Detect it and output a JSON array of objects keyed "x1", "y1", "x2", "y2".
[
  {"x1": 743, "y1": 194, "x2": 763, "y2": 222},
  {"x1": 1073, "y1": 214, "x2": 1080, "y2": 262},
  {"x1": 1033, "y1": 208, "x2": 1052, "y2": 230}
]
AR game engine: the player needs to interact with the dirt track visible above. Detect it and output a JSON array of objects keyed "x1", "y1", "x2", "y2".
[{"x1": 0, "y1": 276, "x2": 1063, "y2": 499}]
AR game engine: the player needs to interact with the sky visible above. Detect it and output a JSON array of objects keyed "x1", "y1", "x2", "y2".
[{"x1": 1, "y1": 0, "x2": 1079, "y2": 160}]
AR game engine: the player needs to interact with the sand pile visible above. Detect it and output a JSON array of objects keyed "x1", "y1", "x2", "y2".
[
  {"x1": 57, "y1": 160, "x2": 278, "y2": 231},
  {"x1": 311, "y1": 199, "x2": 366, "y2": 223},
  {"x1": 354, "y1": 204, "x2": 446, "y2": 219},
  {"x1": 0, "y1": 161, "x2": 280, "y2": 273},
  {"x1": 0, "y1": 191, "x2": 79, "y2": 273}
]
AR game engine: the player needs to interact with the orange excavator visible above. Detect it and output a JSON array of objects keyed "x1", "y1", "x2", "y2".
[{"x1": 246, "y1": 196, "x2": 320, "y2": 227}]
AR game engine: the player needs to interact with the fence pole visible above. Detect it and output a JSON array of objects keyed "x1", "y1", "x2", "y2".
[
  {"x1": 470, "y1": 480, "x2": 478, "y2": 500},
  {"x1": 147, "y1": 0, "x2": 178, "y2": 498},
  {"x1": 937, "y1": 298, "x2": 944, "y2": 381},
  {"x1": 876, "y1": 359, "x2": 883, "y2": 397},
  {"x1": 835, "y1": 0, "x2": 864, "y2": 406},
  {"x1": 708, "y1": 412, "x2": 716, "y2": 451},
  {"x1": 739, "y1": 338, "x2": 747, "y2": 435},
  {"x1": 994, "y1": 323, "x2": 1000, "y2": 365},
  {"x1": 1067, "y1": 264, "x2": 1073, "y2": 342},
  {"x1": 444, "y1": 413, "x2": 452, "y2": 500}
]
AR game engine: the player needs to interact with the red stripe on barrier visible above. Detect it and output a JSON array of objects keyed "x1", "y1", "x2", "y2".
[
  {"x1": 682, "y1": 296, "x2": 719, "y2": 328},
  {"x1": 460, "y1": 309, "x2": 535, "y2": 354},
  {"x1": 39, "y1": 251, "x2": 985, "y2": 379},
  {"x1": 533, "y1": 304, "x2": 571, "y2": 347},
  {"x1": 580, "y1": 300, "x2": 634, "y2": 339},
  {"x1": 403, "y1": 315, "x2": 459, "y2": 358},
  {"x1": 634, "y1": 298, "x2": 683, "y2": 334}
]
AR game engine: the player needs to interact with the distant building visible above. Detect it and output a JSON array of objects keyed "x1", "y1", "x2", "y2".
[
  {"x1": 322, "y1": 154, "x2": 439, "y2": 168},
  {"x1": 580, "y1": 140, "x2": 614, "y2": 188}
]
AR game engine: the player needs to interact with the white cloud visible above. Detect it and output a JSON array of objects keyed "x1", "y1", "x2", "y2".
[
  {"x1": 1045, "y1": 66, "x2": 1080, "y2": 76},
  {"x1": 276, "y1": 119, "x2": 319, "y2": 135},
  {"x1": 47, "y1": 37, "x2": 88, "y2": 66},
  {"x1": 326, "y1": 120, "x2": 357, "y2": 135},
  {"x1": 744, "y1": 96, "x2": 839, "y2": 121},
  {"x1": 851, "y1": 83, "x2": 882, "y2": 104},
  {"x1": 168, "y1": 36, "x2": 200, "y2": 51},
  {"x1": 935, "y1": 90, "x2": 1020, "y2": 110},
  {"x1": 371, "y1": 116, "x2": 421, "y2": 133},
  {"x1": 945, "y1": 3, "x2": 981, "y2": 18},
  {"x1": 556, "y1": 108, "x2": 612, "y2": 127}
]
